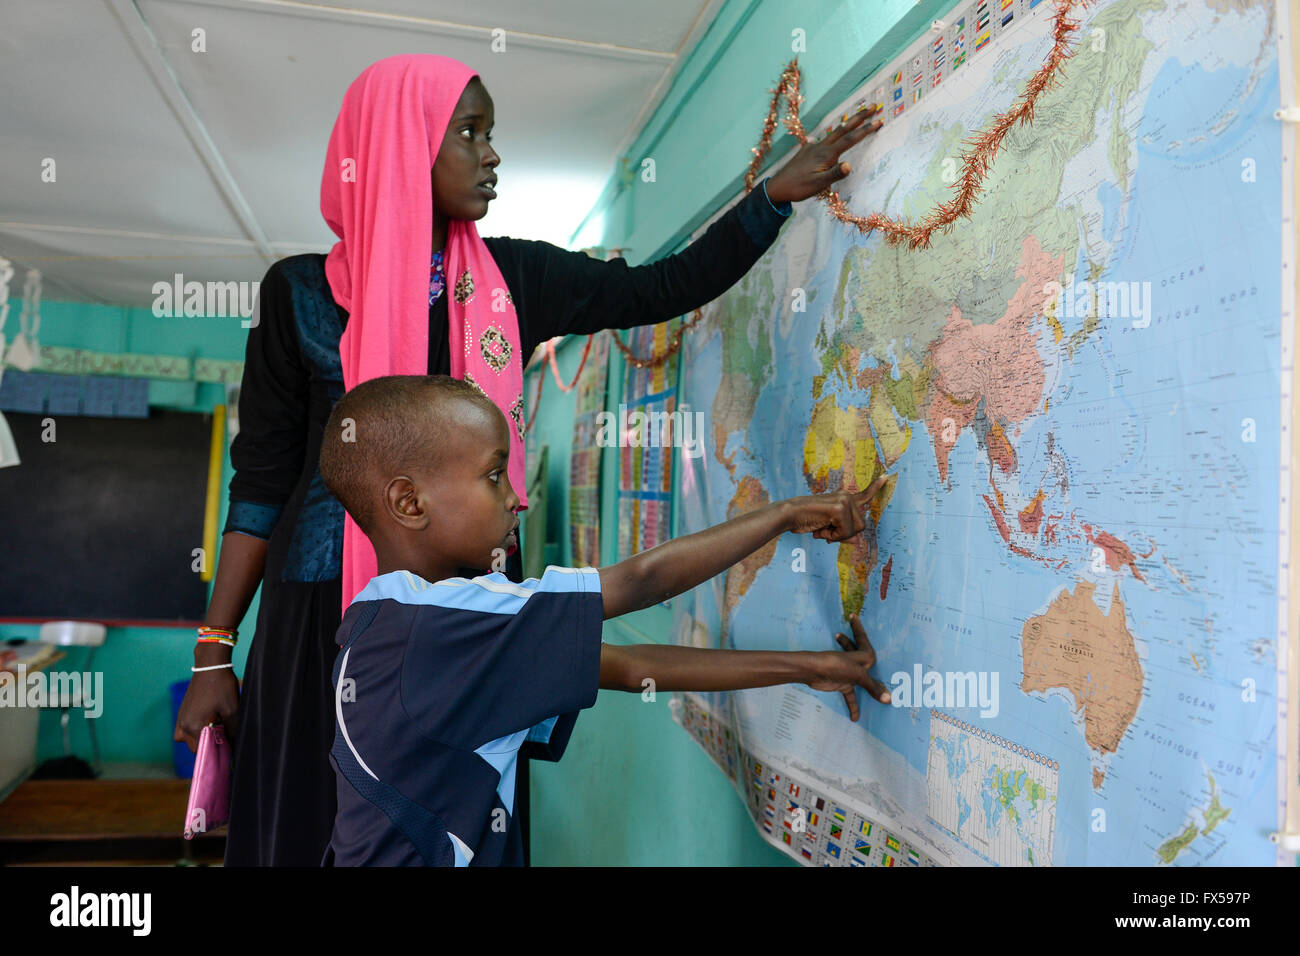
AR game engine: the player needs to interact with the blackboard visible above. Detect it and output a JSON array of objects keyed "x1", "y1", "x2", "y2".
[{"x1": 0, "y1": 410, "x2": 211, "y2": 624}]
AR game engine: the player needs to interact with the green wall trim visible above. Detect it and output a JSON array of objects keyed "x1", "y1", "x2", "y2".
[{"x1": 26, "y1": 345, "x2": 244, "y2": 384}]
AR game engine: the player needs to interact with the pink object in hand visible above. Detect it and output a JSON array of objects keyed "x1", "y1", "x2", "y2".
[{"x1": 183, "y1": 723, "x2": 231, "y2": 839}]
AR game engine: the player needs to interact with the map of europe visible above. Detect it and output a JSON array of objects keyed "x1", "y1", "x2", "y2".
[{"x1": 671, "y1": 0, "x2": 1288, "y2": 865}]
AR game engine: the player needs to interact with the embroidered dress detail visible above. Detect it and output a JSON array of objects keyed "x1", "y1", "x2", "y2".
[
  {"x1": 278, "y1": 256, "x2": 346, "y2": 583},
  {"x1": 464, "y1": 371, "x2": 490, "y2": 399},
  {"x1": 453, "y1": 268, "x2": 475, "y2": 304},
  {"x1": 508, "y1": 393, "x2": 524, "y2": 440},
  {"x1": 479, "y1": 326, "x2": 511, "y2": 373}
]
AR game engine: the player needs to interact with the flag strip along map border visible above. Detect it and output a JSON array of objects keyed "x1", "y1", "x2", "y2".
[{"x1": 673, "y1": 693, "x2": 937, "y2": 866}]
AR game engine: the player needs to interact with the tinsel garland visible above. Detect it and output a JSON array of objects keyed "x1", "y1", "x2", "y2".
[
  {"x1": 609, "y1": 308, "x2": 702, "y2": 369},
  {"x1": 745, "y1": 0, "x2": 1092, "y2": 249},
  {"x1": 611, "y1": 0, "x2": 1089, "y2": 369},
  {"x1": 521, "y1": 333, "x2": 592, "y2": 437}
]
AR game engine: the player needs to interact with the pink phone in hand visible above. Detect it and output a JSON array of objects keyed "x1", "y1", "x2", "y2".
[{"x1": 183, "y1": 723, "x2": 231, "y2": 839}]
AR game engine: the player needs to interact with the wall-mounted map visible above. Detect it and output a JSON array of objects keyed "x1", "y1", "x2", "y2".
[{"x1": 673, "y1": 0, "x2": 1291, "y2": 866}]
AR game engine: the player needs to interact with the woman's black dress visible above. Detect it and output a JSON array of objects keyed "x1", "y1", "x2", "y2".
[{"x1": 222, "y1": 181, "x2": 792, "y2": 865}]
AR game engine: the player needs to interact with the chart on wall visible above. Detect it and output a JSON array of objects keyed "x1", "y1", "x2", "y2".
[
  {"x1": 672, "y1": 0, "x2": 1293, "y2": 865},
  {"x1": 569, "y1": 331, "x2": 609, "y2": 567},
  {"x1": 617, "y1": 318, "x2": 684, "y2": 559}
]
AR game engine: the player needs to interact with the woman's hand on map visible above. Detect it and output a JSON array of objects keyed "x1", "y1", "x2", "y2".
[
  {"x1": 765, "y1": 104, "x2": 883, "y2": 204},
  {"x1": 804, "y1": 613, "x2": 891, "y2": 720},
  {"x1": 782, "y1": 472, "x2": 890, "y2": 541}
]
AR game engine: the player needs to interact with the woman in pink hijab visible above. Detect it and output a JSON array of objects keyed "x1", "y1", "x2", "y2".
[{"x1": 175, "y1": 54, "x2": 882, "y2": 866}]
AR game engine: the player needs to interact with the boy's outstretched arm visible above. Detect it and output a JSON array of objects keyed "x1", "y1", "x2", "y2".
[
  {"x1": 599, "y1": 614, "x2": 890, "y2": 721},
  {"x1": 597, "y1": 472, "x2": 889, "y2": 620}
]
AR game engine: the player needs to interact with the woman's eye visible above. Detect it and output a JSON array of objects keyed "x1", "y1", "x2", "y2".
[{"x1": 488, "y1": 471, "x2": 501, "y2": 483}]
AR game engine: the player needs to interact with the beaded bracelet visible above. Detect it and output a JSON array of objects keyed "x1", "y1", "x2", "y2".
[
  {"x1": 197, "y1": 625, "x2": 238, "y2": 648},
  {"x1": 197, "y1": 626, "x2": 237, "y2": 637}
]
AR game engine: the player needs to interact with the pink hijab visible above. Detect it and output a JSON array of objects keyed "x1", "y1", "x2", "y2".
[{"x1": 321, "y1": 54, "x2": 528, "y2": 610}]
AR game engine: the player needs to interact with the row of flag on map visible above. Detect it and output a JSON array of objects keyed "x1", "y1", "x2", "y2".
[
  {"x1": 750, "y1": 760, "x2": 931, "y2": 867},
  {"x1": 826, "y1": 0, "x2": 1050, "y2": 132},
  {"x1": 674, "y1": 692, "x2": 741, "y2": 781},
  {"x1": 674, "y1": 692, "x2": 935, "y2": 867}
]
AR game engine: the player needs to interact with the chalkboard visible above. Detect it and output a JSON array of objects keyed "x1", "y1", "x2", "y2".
[{"x1": 0, "y1": 410, "x2": 211, "y2": 624}]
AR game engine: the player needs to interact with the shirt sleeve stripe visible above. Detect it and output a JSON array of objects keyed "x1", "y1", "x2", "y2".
[{"x1": 349, "y1": 566, "x2": 601, "y2": 615}]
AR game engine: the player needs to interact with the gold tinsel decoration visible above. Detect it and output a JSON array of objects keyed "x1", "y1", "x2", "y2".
[
  {"x1": 616, "y1": 0, "x2": 1090, "y2": 369},
  {"x1": 745, "y1": 0, "x2": 1092, "y2": 250}
]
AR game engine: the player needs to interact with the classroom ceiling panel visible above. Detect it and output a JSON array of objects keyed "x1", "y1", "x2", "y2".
[
  {"x1": 0, "y1": 224, "x2": 266, "y2": 309},
  {"x1": 303, "y1": 0, "x2": 709, "y2": 53},
  {"x1": 137, "y1": 0, "x2": 671, "y2": 248},
  {"x1": 0, "y1": 0, "x2": 246, "y2": 238},
  {"x1": 0, "y1": 0, "x2": 722, "y2": 309}
]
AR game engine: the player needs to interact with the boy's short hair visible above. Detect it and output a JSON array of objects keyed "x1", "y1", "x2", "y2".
[{"x1": 320, "y1": 374, "x2": 500, "y2": 533}]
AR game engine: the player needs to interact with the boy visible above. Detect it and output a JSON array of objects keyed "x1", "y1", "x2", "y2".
[{"x1": 317, "y1": 374, "x2": 892, "y2": 866}]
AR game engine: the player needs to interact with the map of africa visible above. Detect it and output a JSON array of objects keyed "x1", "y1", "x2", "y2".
[{"x1": 671, "y1": 0, "x2": 1290, "y2": 866}]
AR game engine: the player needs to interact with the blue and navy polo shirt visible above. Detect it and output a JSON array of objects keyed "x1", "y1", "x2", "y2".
[{"x1": 324, "y1": 565, "x2": 604, "y2": 866}]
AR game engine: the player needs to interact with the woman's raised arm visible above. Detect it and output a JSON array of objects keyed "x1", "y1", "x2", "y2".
[{"x1": 491, "y1": 177, "x2": 792, "y2": 346}]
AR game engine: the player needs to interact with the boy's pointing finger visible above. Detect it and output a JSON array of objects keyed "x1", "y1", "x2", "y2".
[
  {"x1": 855, "y1": 472, "x2": 891, "y2": 506},
  {"x1": 843, "y1": 615, "x2": 889, "y2": 703},
  {"x1": 848, "y1": 613, "x2": 872, "y2": 652},
  {"x1": 841, "y1": 687, "x2": 861, "y2": 722},
  {"x1": 861, "y1": 671, "x2": 891, "y2": 705}
]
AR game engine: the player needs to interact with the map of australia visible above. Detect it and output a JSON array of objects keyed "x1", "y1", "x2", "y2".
[{"x1": 673, "y1": 0, "x2": 1286, "y2": 866}]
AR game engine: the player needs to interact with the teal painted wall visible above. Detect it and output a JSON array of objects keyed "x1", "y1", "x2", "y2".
[
  {"x1": 521, "y1": 325, "x2": 797, "y2": 866},
  {"x1": 526, "y1": 0, "x2": 952, "y2": 865},
  {"x1": 0, "y1": 296, "x2": 253, "y2": 769}
]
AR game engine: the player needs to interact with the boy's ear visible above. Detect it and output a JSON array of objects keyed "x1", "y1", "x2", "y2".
[{"x1": 384, "y1": 476, "x2": 430, "y2": 530}]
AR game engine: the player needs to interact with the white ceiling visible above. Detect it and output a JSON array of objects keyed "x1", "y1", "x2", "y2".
[{"x1": 0, "y1": 0, "x2": 722, "y2": 307}]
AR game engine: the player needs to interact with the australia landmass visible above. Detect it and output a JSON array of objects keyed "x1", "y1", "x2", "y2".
[{"x1": 1020, "y1": 579, "x2": 1145, "y2": 788}]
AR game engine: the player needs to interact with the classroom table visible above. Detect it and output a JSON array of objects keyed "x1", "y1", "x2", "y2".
[{"x1": 0, "y1": 779, "x2": 224, "y2": 865}]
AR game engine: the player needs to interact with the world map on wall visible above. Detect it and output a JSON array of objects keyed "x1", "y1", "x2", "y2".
[{"x1": 672, "y1": 0, "x2": 1288, "y2": 865}]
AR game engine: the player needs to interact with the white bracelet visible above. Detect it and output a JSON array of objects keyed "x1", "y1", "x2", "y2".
[{"x1": 191, "y1": 663, "x2": 235, "y2": 672}]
